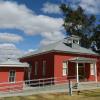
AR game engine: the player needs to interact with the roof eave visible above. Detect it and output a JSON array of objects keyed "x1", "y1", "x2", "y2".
[
  {"x1": 0, "y1": 64, "x2": 29, "y2": 67},
  {"x1": 20, "y1": 50, "x2": 100, "y2": 59}
]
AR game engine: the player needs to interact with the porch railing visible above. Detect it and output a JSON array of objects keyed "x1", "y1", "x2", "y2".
[
  {"x1": 0, "y1": 76, "x2": 76, "y2": 93},
  {"x1": 0, "y1": 76, "x2": 99, "y2": 95}
]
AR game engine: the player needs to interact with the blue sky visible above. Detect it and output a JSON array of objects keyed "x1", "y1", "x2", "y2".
[{"x1": 0, "y1": 0, "x2": 100, "y2": 57}]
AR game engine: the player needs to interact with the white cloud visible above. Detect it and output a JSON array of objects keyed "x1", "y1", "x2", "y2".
[
  {"x1": 0, "y1": 33, "x2": 23, "y2": 43},
  {"x1": 0, "y1": 1, "x2": 64, "y2": 45},
  {"x1": 27, "y1": 49, "x2": 37, "y2": 53},
  {"x1": 0, "y1": 43, "x2": 24, "y2": 62},
  {"x1": 40, "y1": 31, "x2": 65, "y2": 45},
  {"x1": 79, "y1": 0, "x2": 100, "y2": 14},
  {"x1": 0, "y1": 43, "x2": 16, "y2": 48},
  {"x1": 42, "y1": 2, "x2": 61, "y2": 14},
  {"x1": 71, "y1": 0, "x2": 100, "y2": 14}
]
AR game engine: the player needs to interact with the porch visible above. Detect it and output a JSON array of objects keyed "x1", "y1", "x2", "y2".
[{"x1": 68, "y1": 57, "x2": 97, "y2": 84}]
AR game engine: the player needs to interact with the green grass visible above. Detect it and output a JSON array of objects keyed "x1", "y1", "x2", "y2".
[{"x1": 0, "y1": 89, "x2": 100, "y2": 100}]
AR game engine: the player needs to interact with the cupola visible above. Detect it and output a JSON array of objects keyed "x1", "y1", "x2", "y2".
[{"x1": 64, "y1": 35, "x2": 81, "y2": 45}]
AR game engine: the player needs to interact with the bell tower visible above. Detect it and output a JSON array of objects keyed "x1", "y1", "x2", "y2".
[{"x1": 64, "y1": 35, "x2": 81, "y2": 45}]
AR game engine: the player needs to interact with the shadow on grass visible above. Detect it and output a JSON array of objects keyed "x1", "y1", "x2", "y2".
[
  {"x1": 78, "y1": 90, "x2": 100, "y2": 98},
  {"x1": 1, "y1": 90, "x2": 100, "y2": 100}
]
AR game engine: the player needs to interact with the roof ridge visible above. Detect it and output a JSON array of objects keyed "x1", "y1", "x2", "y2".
[
  {"x1": 39, "y1": 39, "x2": 63, "y2": 49},
  {"x1": 20, "y1": 38, "x2": 99, "y2": 59},
  {"x1": 21, "y1": 40, "x2": 63, "y2": 58}
]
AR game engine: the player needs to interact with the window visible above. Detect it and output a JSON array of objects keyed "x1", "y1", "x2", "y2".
[
  {"x1": 90, "y1": 63, "x2": 95, "y2": 75},
  {"x1": 67, "y1": 39, "x2": 72, "y2": 44},
  {"x1": 35, "y1": 61, "x2": 38, "y2": 75},
  {"x1": 9, "y1": 70, "x2": 16, "y2": 83},
  {"x1": 73, "y1": 40, "x2": 79, "y2": 44},
  {"x1": 62, "y1": 62, "x2": 68, "y2": 76},
  {"x1": 43, "y1": 61, "x2": 46, "y2": 76}
]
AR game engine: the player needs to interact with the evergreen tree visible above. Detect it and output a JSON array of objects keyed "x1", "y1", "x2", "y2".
[
  {"x1": 91, "y1": 24, "x2": 100, "y2": 53},
  {"x1": 60, "y1": 4, "x2": 96, "y2": 48}
]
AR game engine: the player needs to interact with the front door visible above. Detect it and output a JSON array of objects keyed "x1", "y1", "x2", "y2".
[{"x1": 78, "y1": 63, "x2": 85, "y2": 80}]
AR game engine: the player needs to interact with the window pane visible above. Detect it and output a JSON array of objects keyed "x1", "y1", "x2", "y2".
[
  {"x1": 63, "y1": 62, "x2": 67, "y2": 68},
  {"x1": 9, "y1": 77, "x2": 15, "y2": 83},
  {"x1": 10, "y1": 71, "x2": 13, "y2": 76},
  {"x1": 90, "y1": 64, "x2": 94, "y2": 75},
  {"x1": 43, "y1": 61, "x2": 46, "y2": 76},
  {"x1": 62, "y1": 62, "x2": 68, "y2": 76},
  {"x1": 9, "y1": 70, "x2": 16, "y2": 83},
  {"x1": 10, "y1": 71, "x2": 15, "y2": 76},
  {"x1": 63, "y1": 69, "x2": 67, "y2": 76},
  {"x1": 12, "y1": 77, "x2": 15, "y2": 82}
]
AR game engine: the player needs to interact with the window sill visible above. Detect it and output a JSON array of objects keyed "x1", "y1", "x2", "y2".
[{"x1": 9, "y1": 81, "x2": 16, "y2": 84}]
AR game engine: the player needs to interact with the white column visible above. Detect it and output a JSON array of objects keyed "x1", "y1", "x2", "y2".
[
  {"x1": 94, "y1": 62, "x2": 97, "y2": 82},
  {"x1": 76, "y1": 62, "x2": 79, "y2": 83}
]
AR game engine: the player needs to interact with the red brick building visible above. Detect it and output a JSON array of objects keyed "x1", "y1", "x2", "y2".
[{"x1": 20, "y1": 35, "x2": 100, "y2": 84}]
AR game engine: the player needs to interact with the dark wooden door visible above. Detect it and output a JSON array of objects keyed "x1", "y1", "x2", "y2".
[{"x1": 78, "y1": 63, "x2": 85, "y2": 80}]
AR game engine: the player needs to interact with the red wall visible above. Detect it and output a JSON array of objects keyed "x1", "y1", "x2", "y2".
[
  {"x1": 54, "y1": 54, "x2": 73, "y2": 83},
  {"x1": 21, "y1": 52, "x2": 54, "y2": 80},
  {"x1": 97, "y1": 59, "x2": 100, "y2": 81},
  {"x1": 85, "y1": 63, "x2": 95, "y2": 81},
  {"x1": 0, "y1": 67, "x2": 25, "y2": 92},
  {"x1": 54, "y1": 52, "x2": 100, "y2": 82},
  {"x1": 20, "y1": 51, "x2": 100, "y2": 83}
]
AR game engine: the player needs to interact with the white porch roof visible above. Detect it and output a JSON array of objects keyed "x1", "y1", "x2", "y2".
[{"x1": 69, "y1": 57, "x2": 97, "y2": 63}]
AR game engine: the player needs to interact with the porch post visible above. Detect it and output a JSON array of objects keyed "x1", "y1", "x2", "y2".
[
  {"x1": 76, "y1": 62, "x2": 79, "y2": 84},
  {"x1": 94, "y1": 62, "x2": 97, "y2": 82}
]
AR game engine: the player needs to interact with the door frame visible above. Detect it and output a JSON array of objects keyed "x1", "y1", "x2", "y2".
[{"x1": 77, "y1": 63, "x2": 85, "y2": 80}]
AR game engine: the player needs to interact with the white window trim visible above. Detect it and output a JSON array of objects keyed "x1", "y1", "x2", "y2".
[
  {"x1": 62, "y1": 61, "x2": 68, "y2": 76},
  {"x1": 8, "y1": 70, "x2": 16, "y2": 83},
  {"x1": 90, "y1": 63, "x2": 95, "y2": 75},
  {"x1": 35, "y1": 61, "x2": 38, "y2": 76},
  {"x1": 43, "y1": 60, "x2": 46, "y2": 76}
]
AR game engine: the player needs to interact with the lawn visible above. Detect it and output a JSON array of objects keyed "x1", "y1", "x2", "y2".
[{"x1": 0, "y1": 89, "x2": 100, "y2": 100}]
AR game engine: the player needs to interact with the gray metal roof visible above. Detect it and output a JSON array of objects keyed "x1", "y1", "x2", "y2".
[
  {"x1": 22, "y1": 39, "x2": 98, "y2": 58},
  {"x1": 0, "y1": 59, "x2": 29, "y2": 67}
]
